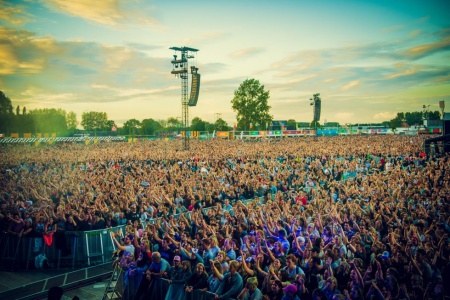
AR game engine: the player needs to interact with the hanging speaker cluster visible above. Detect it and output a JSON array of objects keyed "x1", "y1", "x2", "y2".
[
  {"x1": 188, "y1": 73, "x2": 200, "y2": 107},
  {"x1": 313, "y1": 98, "x2": 321, "y2": 122}
]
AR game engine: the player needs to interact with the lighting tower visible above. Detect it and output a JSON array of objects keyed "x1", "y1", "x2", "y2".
[{"x1": 170, "y1": 46, "x2": 199, "y2": 150}]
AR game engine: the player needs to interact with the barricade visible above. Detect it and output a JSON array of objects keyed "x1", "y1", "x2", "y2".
[
  {"x1": 0, "y1": 225, "x2": 127, "y2": 270},
  {"x1": 142, "y1": 277, "x2": 237, "y2": 300}
]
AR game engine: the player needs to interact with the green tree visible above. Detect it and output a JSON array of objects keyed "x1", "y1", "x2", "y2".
[
  {"x1": 405, "y1": 112, "x2": 423, "y2": 126},
  {"x1": 325, "y1": 122, "x2": 340, "y2": 127},
  {"x1": 231, "y1": 78, "x2": 272, "y2": 131},
  {"x1": 0, "y1": 91, "x2": 12, "y2": 115},
  {"x1": 167, "y1": 117, "x2": 181, "y2": 129},
  {"x1": 123, "y1": 119, "x2": 141, "y2": 135},
  {"x1": 205, "y1": 122, "x2": 215, "y2": 133},
  {"x1": 287, "y1": 119, "x2": 297, "y2": 130},
  {"x1": 214, "y1": 118, "x2": 229, "y2": 131},
  {"x1": 389, "y1": 113, "x2": 403, "y2": 132},
  {"x1": 0, "y1": 91, "x2": 13, "y2": 135},
  {"x1": 66, "y1": 111, "x2": 78, "y2": 131},
  {"x1": 81, "y1": 111, "x2": 108, "y2": 135},
  {"x1": 29, "y1": 108, "x2": 67, "y2": 134},
  {"x1": 141, "y1": 118, "x2": 162, "y2": 135},
  {"x1": 191, "y1": 117, "x2": 206, "y2": 131},
  {"x1": 105, "y1": 120, "x2": 117, "y2": 131},
  {"x1": 428, "y1": 111, "x2": 441, "y2": 120}
]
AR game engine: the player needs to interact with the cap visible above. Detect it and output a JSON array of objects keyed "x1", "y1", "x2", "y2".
[
  {"x1": 127, "y1": 234, "x2": 134, "y2": 241},
  {"x1": 381, "y1": 251, "x2": 389, "y2": 259},
  {"x1": 283, "y1": 284, "x2": 297, "y2": 293},
  {"x1": 173, "y1": 256, "x2": 181, "y2": 261}
]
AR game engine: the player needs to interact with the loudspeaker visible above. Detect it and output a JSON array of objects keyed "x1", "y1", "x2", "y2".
[
  {"x1": 188, "y1": 73, "x2": 200, "y2": 107},
  {"x1": 444, "y1": 120, "x2": 450, "y2": 136},
  {"x1": 313, "y1": 99, "x2": 321, "y2": 122}
]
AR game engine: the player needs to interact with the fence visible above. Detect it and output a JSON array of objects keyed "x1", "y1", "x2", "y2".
[
  {"x1": 118, "y1": 274, "x2": 237, "y2": 300},
  {"x1": 0, "y1": 225, "x2": 127, "y2": 270}
]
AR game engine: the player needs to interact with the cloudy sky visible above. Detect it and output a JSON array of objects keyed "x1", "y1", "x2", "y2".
[{"x1": 1, "y1": 0, "x2": 449, "y2": 126}]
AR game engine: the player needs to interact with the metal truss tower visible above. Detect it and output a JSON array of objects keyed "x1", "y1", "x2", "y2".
[{"x1": 170, "y1": 46, "x2": 199, "y2": 150}]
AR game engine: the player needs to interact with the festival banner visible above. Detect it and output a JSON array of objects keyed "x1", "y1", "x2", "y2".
[{"x1": 216, "y1": 131, "x2": 229, "y2": 138}]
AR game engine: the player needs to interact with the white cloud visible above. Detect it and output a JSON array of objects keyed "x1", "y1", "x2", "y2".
[
  {"x1": 373, "y1": 112, "x2": 396, "y2": 120},
  {"x1": 341, "y1": 80, "x2": 361, "y2": 91}
]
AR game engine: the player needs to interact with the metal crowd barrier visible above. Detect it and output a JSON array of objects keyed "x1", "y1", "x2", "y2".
[
  {"x1": 141, "y1": 278, "x2": 234, "y2": 300},
  {"x1": 0, "y1": 225, "x2": 127, "y2": 270}
]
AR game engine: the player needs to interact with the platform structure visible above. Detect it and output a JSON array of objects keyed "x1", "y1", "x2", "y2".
[{"x1": 170, "y1": 46, "x2": 200, "y2": 150}]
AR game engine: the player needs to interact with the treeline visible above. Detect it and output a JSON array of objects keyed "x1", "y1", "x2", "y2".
[{"x1": 0, "y1": 91, "x2": 231, "y2": 137}]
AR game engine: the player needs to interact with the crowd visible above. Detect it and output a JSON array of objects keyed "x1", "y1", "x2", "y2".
[{"x1": 0, "y1": 135, "x2": 449, "y2": 300}]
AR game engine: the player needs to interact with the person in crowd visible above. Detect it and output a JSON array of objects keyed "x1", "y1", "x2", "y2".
[
  {"x1": 185, "y1": 262, "x2": 209, "y2": 293},
  {"x1": 281, "y1": 284, "x2": 300, "y2": 300},
  {"x1": 164, "y1": 256, "x2": 186, "y2": 300},
  {"x1": 215, "y1": 260, "x2": 244, "y2": 299},
  {"x1": 237, "y1": 276, "x2": 263, "y2": 300}
]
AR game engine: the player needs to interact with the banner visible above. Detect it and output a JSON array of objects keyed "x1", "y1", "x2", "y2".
[{"x1": 216, "y1": 131, "x2": 229, "y2": 138}]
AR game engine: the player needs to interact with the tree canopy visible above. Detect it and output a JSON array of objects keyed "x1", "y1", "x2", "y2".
[
  {"x1": 231, "y1": 78, "x2": 272, "y2": 130},
  {"x1": 81, "y1": 111, "x2": 108, "y2": 133}
]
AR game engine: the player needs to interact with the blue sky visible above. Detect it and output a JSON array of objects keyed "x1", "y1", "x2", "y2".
[{"x1": 1, "y1": 0, "x2": 449, "y2": 126}]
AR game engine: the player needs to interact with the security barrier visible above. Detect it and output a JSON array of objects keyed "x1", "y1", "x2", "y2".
[
  {"x1": 0, "y1": 225, "x2": 126, "y2": 270},
  {"x1": 141, "y1": 278, "x2": 237, "y2": 300}
]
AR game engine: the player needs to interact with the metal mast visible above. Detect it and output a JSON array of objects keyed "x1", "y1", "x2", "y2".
[{"x1": 170, "y1": 46, "x2": 199, "y2": 150}]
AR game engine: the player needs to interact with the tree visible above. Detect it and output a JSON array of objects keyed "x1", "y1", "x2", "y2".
[
  {"x1": 287, "y1": 119, "x2": 297, "y2": 130},
  {"x1": 142, "y1": 118, "x2": 162, "y2": 135},
  {"x1": 0, "y1": 91, "x2": 12, "y2": 115},
  {"x1": 191, "y1": 117, "x2": 206, "y2": 131},
  {"x1": 66, "y1": 111, "x2": 78, "y2": 131},
  {"x1": 214, "y1": 118, "x2": 229, "y2": 131},
  {"x1": 205, "y1": 122, "x2": 215, "y2": 133},
  {"x1": 16, "y1": 105, "x2": 20, "y2": 115},
  {"x1": 81, "y1": 111, "x2": 108, "y2": 135},
  {"x1": 22, "y1": 107, "x2": 26, "y2": 115},
  {"x1": 428, "y1": 111, "x2": 441, "y2": 120},
  {"x1": 123, "y1": 119, "x2": 141, "y2": 135},
  {"x1": 389, "y1": 113, "x2": 403, "y2": 132},
  {"x1": 105, "y1": 120, "x2": 117, "y2": 131},
  {"x1": 158, "y1": 119, "x2": 167, "y2": 129},
  {"x1": 167, "y1": 117, "x2": 181, "y2": 129},
  {"x1": 325, "y1": 122, "x2": 340, "y2": 127},
  {"x1": 405, "y1": 112, "x2": 423, "y2": 126},
  {"x1": 231, "y1": 78, "x2": 272, "y2": 131},
  {"x1": 28, "y1": 108, "x2": 67, "y2": 134}
]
